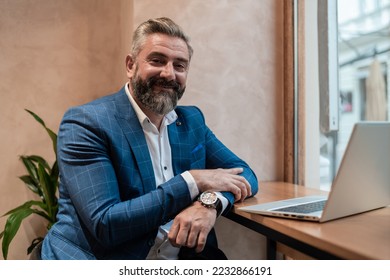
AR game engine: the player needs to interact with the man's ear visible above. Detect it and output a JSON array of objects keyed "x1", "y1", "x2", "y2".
[{"x1": 125, "y1": 55, "x2": 135, "y2": 79}]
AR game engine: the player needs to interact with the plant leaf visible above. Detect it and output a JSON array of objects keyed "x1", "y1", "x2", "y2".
[
  {"x1": 50, "y1": 161, "x2": 59, "y2": 183},
  {"x1": 2, "y1": 200, "x2": 47, "y2": 217},
  {"x1": 1, "y1": 208, "x2": 34, "y2": 259},
  {"x1": 1, "y1": 109, "x2": 59, "y2": 259},
  {"x1": 25, "y1": 109, "x2": 57, "y2": 157},
  {"x1": 49, "y1": 161, "x2": 59, "y2": 200},
  {"x1": 37, "y1": 164, "x2": 56, "y2": 220},
  {"x1": 20, "y1": 156, "x2": 39, "y2": 186},
  {"x1": 26, "y1": 155, "x2": 50, "y2": 171},
  {"x1": 18, "y1": 175, "x2": 40, "y2": 195},
  {"x1": 25, "y1": 109, "x2": 46, "y2": 127}
]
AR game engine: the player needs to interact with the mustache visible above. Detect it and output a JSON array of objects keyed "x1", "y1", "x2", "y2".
[{"x1": 147, "y1": 77, "x2": 181, "y2": 91}]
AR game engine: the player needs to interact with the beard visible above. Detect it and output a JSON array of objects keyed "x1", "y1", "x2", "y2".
[{"x1": 131, "y1": 72, "x2": 185, "y2": 115}]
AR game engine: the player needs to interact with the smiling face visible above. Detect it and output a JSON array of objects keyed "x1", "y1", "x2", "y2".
[{"x1": 126, "y1": 33, "x2": 190, "y2": 115}]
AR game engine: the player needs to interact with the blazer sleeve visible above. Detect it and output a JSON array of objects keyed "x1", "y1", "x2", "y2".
[
  {"x1": 57, "y1": 106, "x2": 192, "y2": 248},
  {"x1": 204, "y1": 125, "x2": 259, "y2": 213},
  {"x1": 180, "y1": 106, "x2": 259, "y2": 213}
]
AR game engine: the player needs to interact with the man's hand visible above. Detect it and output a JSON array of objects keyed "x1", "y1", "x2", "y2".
[
  {"x1": 190, "y1": 168, "x2": 251, "y2": 202},
  {"x1": 168, "y1": 201, "x2": 216, "y2": 253}
]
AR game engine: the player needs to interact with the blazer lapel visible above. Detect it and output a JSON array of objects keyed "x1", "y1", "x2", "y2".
[{"x1": 113, "y1": 88, "x2": 156, "y2": 194}]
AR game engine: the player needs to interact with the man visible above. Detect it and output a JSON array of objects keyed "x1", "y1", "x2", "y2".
[{"x1": 41, "y1": 17, "x2": 258, "y2": 260}]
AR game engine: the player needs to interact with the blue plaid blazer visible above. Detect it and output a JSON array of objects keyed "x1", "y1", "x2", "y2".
[{"x1": 41, "y1": 86, "x2": 258, "y2": 259}]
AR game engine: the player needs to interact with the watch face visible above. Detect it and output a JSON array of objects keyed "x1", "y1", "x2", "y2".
[{"x1": 200, "y1": 191, "x2": 218, "y2": 205}]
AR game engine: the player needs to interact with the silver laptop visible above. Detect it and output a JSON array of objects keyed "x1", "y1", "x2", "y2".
[{"x1": 239, "y1": 122, "x2": 390, "y2": 222}]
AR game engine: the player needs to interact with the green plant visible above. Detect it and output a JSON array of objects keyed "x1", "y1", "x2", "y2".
[{"x1": 0, "y1": 109, "x2": 58, "y2": 259}]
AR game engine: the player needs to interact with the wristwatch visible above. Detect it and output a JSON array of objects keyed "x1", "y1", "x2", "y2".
[{"x1": 198, "y1": 191, "x2": 223, "y2": 216}]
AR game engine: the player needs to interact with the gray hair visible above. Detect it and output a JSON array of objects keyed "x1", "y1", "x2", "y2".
[{"x1": 131, "y1": 17, "x2": 193, "y2": 60}]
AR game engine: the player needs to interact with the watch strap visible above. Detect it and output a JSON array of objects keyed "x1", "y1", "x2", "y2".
[{"x1": 214, "y1": 197, "x2": 223, "y2": 216}]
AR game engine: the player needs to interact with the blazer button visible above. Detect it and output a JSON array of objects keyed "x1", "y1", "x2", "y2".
[{"x1": 176, "y1": 121, "x2": 182, "y2": 126}]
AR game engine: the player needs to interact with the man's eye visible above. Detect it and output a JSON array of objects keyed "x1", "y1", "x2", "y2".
[
  {"x1": 174, "y1": 63, "x2": 187, "y2": 71},
  {"x1": 150, "y1": 58, "x2": 163, "y2": 64}
]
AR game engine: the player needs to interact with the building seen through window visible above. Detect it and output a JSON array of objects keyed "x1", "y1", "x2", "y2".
[{"x1": 320, "y1": 0, "x2": 390, "y2": 190}]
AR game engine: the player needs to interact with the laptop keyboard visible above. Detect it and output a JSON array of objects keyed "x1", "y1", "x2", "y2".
[{"x1": 273, "y1": 200, "x2": 327, "y2": 214}]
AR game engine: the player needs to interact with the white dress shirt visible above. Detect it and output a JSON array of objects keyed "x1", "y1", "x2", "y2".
[{"x1": 125, "y1": 83, "x2": 227, "y2": 259}]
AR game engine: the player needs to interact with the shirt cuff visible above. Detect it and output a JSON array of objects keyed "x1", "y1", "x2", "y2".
[{"x1": 181, "y1": 171, "x2": 199, "y2": 200}]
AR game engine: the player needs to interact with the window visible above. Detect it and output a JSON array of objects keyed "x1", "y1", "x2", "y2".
[
  {"x1": 296, "y1": 0, "x2": 390, "y2": 190},
  {"x1": 316, "y1": 0, "x2": 390, "y2": 190}
]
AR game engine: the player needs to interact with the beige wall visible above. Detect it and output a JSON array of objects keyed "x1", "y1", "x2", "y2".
[
  {"x1": 0, "y1": 0, "x2": 132, "y2": 260},
  {"x1": 0, "y1": 0, "x2": 285, "y2": 259}
]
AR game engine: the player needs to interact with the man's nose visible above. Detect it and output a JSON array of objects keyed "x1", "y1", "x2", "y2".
[{"x1": 160, "y1": 63, "x2": 175, "y2": 80}]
